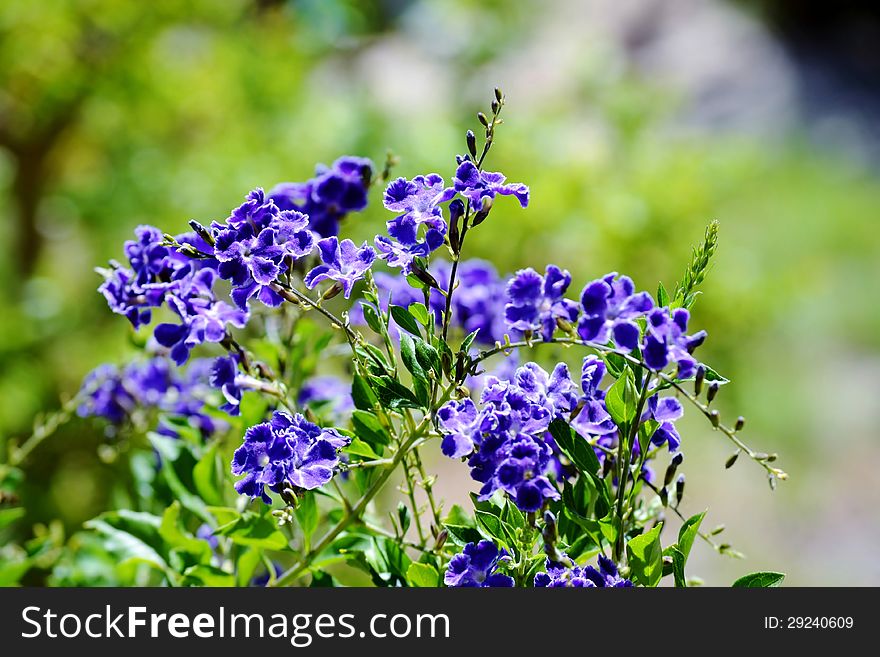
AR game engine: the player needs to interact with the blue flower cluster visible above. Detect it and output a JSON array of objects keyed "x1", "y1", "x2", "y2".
[
  {"x1": 439, "y1": 354, "x2": 689, "y2": 509},
  {"x1": 99, "y1": 226, "x2": 248, "y2": 365},
  {"x1": 231, "y1": 410, "x2": 350, "y2": 503},
  {"x1": 504, "y1": 269, "x2": 707, "y2": 378},
  {"x1": 534, "y1": 553, "x2": 633, "y2": 588},
  {"x1": 268, "y1": 156, "x2": 373, "y2": 238},
  {"x1": 98, "y1": 156, "x2": 374, "y2": 367},
  {"x1": 438, "y1": 361, "x2": 578, "y2": 511},
  {"x1": 376, "y1": 160, "x2": 528, "y2": 275},
  {"x1": 444, "y1": 540, "x2": 514, "y2": 587},
  {"x1": 77, "y1": 357, "x2": 221, "y2": 437}
]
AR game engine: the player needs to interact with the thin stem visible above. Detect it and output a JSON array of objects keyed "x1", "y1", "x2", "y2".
[
  {"x1": 401, "y1": 452, "x2": 426, "y2": 544},
  {"x1": 613, "y1": 375, "x2": 651, "y2": 563},
  {"x1": 271, "y1": 414, "x2": 434, "y2": 587},
  {"x1": 413, "y1": 447, "x2": 442, "y2": 531}
]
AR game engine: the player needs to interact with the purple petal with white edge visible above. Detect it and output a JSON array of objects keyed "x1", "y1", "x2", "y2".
[
  {"x1": 441, "y1": 433, "x2": 475, "y2": 459},
  {"x1": 303, "y1": 264, "x2": 331, "y2": 290}
]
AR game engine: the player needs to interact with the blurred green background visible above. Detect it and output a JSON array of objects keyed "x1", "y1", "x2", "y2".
[{"x1": 1, "y1": 0, "x2": 879, "y2": 585}]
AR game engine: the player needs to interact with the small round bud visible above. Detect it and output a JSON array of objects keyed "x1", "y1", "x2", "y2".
[
  {"x1": 477, "y1": 112, "x2": 489, "y2": 127},
  {"x1": 734, "y1": 416, "x2": 745, "y2": 431},
  {"x1": 494, "y1": 87, "x2": 503, "y2": 102},
  {"x1": 709, "y1": 409, "x2": 720, "y2": 427}
]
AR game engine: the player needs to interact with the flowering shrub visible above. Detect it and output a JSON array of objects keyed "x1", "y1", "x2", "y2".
[{"x1": 14, "y1": 90, "x2": 788, "y2": 587}]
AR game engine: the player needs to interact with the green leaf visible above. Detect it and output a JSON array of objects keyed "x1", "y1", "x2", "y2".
[
  {"x1": 549, "y1": 418, "x2": 600, "y2": 475},
  {"x1": 193, "y1": 442, "x2": 224, "y2": 507},
  {"x1": 605, "y1": 368, "x2": 638, "y2": 428},
  {"x1": 295, "y1": 492, "x2": 318, "y2": 539},
  {"x1": 390, "y1": 305, "x2": 422, "y2": 337},
  {"x1": 85, "y1": 511, "x2": 169, "y2": 574},
  {"x1": 345, "y1": 437, "x2": 381, "y2": 460},
  {"x1": 667, "y1": 546, "x2": 687, "y2": 587},
  {"x1": 0, "y1": 507, "x2": 25, "y2": 532},
  {"x1": 408, "y1": 302, "x2": 430, "y2": 327},
  {"x1": 626, "y1": 523, "x2": 664, "y2": 587},
  {"x1": 350, "y1": 410, "x2": 390, "y2": 448},
  {"x1": 370, "y1": 375, "x2": 423, "y2": 410},
  {"x1": 407, "y1": 562, "x2": 440, "y2": 587},
  {"x1": 148, "y1": 433, "x2": 210, "y2": 523},
  {"x1": 460, "y1": 329, "x2": 480, "y2": 354},
  {"x1": 351, "y1": 374, "x2": 378, "y2": 411},
  {"x1": 183, "y1": 564, "x2": 236, "y2": 587},
  {"x1": 400, "y1": 333, "x2": 426, "y2": 381},
  {"x1": 677, "y1": 510, "x2": 706, "y2": 561},
  {"x1": 657, "y1": 282, "x2": 670, "y2": 308},
  {"x1": 215, "y1": 511, "x2": 288, "y2": 550},
  {"x1": 732, "y1": 571, "x2": 785, "y2": 588},
  {"x1": 159, "y1": 502, "x2": 211, "y2": 562},
  {"x1": 414, "y1": 338, "x2": 441, "y2": 376},
  {"x1": 360, "y1": 302, "x2": 384, "y2": 334},
  {"x1": 235, "y1": 548, "x2": 262, "y2": 587},
  {"x1": 443, "y1": 524, "x2": 483, "y2": 547}
]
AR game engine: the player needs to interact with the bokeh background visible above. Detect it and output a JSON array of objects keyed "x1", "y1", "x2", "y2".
[{"x1": 2, "y1": 0, "x2": 879, "y2": 585}]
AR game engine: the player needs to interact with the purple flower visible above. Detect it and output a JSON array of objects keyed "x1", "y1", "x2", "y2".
[
  {"x1": 225, "y1": 188, "x2": 278, "y2": 230},
  {"x1": 298, "y1": 376, "x2": 354, "y2": 419},
  {"x1": 642, "y1": 307, "x2": 707, "y2": 378},
  {"x1": 98, "y1": 226, "x2": 208, "y2": 330},
  {"x1": 304, "y1": 237, "x2": 376, "y2": 298},
  {"x1": 505, "y1": 266, "x2": 579, "y2": 341},
  {"x1": 570, "y1": 356, "x2": 618, "y2": 442},
  {"x1": 577, "y1": 273, "x2": 654, "y2": 351},
  {"x1": 444, "y1": 540, "x2": 514, "y2": 587},
  {"x1": 269, "y1": 156, "x2": 373, "y2": 237},
  {"x1": 212, "y1": 189, "x2": 318, "y2": 309},
  {"x1": 383, "y1": 174, "x2": 447, "y2": 226},
  {"x1": 209, "y1": 355, "x2": 243, "y2": 416},
  {"x1": 432, "y1": 259, "x2": 508, "y2": 345},
  {"x1": 77, "y1": 357, "x2": 222, "y2": 437},
  {"x1": 437, "y1": 398, "x2": 482, "y2": 458},
  {"x1": 438, "y1": 361, "x2": 575, "y2": 512},
  {"x1": 154, "y1": 271, "x2": 249, "y2": 365},
  {"x1": 196, "y1": 524, "x2": 219, "y2": 551},
  {"x1": 231, "y1": 411, "x2": 350, "y2": 503},
  {"x1": 494, "y1": 434, "x2": 559, "y2": 512},
  {"x1": 375, "y1": 214, "x2": 446, "y2": 276},
  {"x1": 534, "y1": 554, "x2": 632, "y2": 588},
  {"x1": 437, "y1": 161, "x2": 529, "y2": 212},
  {"x1": 642, "y1": 394, "x2": 684, "y2": 452}
]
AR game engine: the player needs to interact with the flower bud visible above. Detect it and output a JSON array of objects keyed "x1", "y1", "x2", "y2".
[
  {"x1": 471, "y1": 198, "x2": 493, "y2": 227},
  {"x1": 675, "y1": 474, "x2": 685, "y2": 506},
  {"x1": 659, "y1": 486, "x2": 669, "y2": 507},
  {"x1": 434, "y1": 528, "x2": 448, "y2": 550},
  {"x1": 725, "y1": 451, "x2": 739, "y2": 469},
  {"x1": 707, "y1": 382, "x2": 719, "y2": 403},
  {"x1": 734, "y1": 416, "x2": 745, "y2": 431},
  {"x1": 188, "y1": 219, "x2": 215, "y2": 246},
  {"x1": 694, "y1": 365, "x2": 705, "y2": 396},
  {"x1": 321, "y1": 283, "x2": 343, "y2": 301},
  {"x1": 410, "y1": 263, "x2": 440, "y2": 290},
  {"x1": 709, "y1": 409, "x2": 720, "y2": 427},
  {"x1": 477, "y1": 112, "x2": 489, "y2": 128},
  {"x1": 466, "y1": 130, "x2": 477, "y2": 158},
  {"x1": 494, "y1": 87, "x2": 503, "y2": 102},
  {"x1": 491, "y1": 99, "x2": 500, "y2": 114}
]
